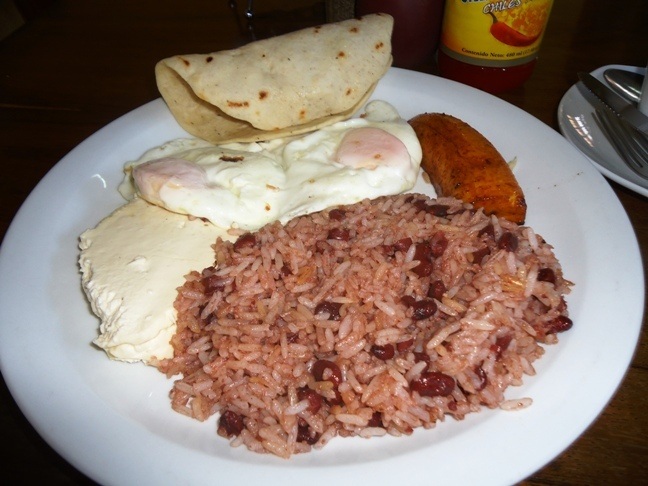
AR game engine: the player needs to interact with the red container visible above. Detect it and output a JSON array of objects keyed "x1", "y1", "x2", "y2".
[{"x1": 355, "y1": 0, "x2": 445, "y2": 69}]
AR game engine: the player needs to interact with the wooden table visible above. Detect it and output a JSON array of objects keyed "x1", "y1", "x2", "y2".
[{"x1": 1, "y1": 1, "x2": 646, "y2": 484}]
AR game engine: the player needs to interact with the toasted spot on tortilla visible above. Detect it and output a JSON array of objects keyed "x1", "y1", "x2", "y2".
[
  {"x1": 337, "y1": 51, "x2": 346, "y2": 59},
  {"x1": 206, "y1": 56, "x2": 213, "y2": 63},
  {"x1": 220, "y1": 155, "x2": 244, "y2": 162},
  {"x1": 180, "y1": 57, "x2": 190, "y2": 67},
  {"x1": 259, "y1": 91, "x2": 269, "y2": 100},
  {"x1": 350, "y1": 27, "x2": 359, "y2": 33},
  {"x1": 346, "y1": 88, "x2": 353, "y2": 96},
  {"x1": 227, "y1": 100, "x2": 250, "y2": 108},
  {"x1": 375, "y1": 42, "x2": 384, "y2": 50}
]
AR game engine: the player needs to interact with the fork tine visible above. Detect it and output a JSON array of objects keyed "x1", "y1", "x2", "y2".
[
  {"x1": 597, "y1": 108, "x2": 648, "y2": 165},
  {"x1": 592, "y1": 111, "x2": 633, "y2": 167},
  {"x1": 619, "y1": 117, "x2": 648, "y2": 155},
  {"x1": 593, "y1": 109, "x2": 648, "y2": 180},
  {"x1": 598, "y1": 115, "x2": 648, "y2": 179}
]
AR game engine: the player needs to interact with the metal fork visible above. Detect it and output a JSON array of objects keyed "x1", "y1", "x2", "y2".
[{"x1": 592, "y1": 107, "x2": 648, "y2": 180}]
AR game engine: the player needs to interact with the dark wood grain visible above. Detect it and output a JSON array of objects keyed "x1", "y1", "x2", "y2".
[{"x1": 1, "y1": 1, "x2": 646, "y2": 484}]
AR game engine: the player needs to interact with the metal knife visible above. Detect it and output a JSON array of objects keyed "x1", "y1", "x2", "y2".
[{"x1": 578, "y1": 72, "x2": 648, "y2": 135}]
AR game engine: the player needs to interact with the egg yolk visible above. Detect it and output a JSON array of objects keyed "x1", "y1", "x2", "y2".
[
  {"x1": 134, "y1": 158, "x2": 208, "y2": 206},
  {"x1": 334, "y1": 127, "x2": 410, "y2": 170}
]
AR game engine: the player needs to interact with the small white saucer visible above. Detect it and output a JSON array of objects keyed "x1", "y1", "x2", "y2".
[{"x1": 558, "y1": 64, "x2": 648, "y2": 197}]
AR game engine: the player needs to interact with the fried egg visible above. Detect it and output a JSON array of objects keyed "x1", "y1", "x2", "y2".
[{"x1": 120, "y1": 100, "x2": 422, "y2": 230}]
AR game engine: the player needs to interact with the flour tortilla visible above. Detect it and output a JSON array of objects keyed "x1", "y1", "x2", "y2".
[{"x1": 155, "y1": 14, "x2": 393, "y2": 143}]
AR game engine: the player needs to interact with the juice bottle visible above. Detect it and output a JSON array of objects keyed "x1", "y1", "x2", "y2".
[{"x1": 438, "y1": 0, "x2": 554, "y2": 93}]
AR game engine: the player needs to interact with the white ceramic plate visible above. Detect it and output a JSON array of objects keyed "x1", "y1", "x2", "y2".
[
  {"x1": 558, "y1": 64, "x2": 648, "y2": 197},
  {"x1": 0, "y1": 68, "x2": 644, "y2": 486}
]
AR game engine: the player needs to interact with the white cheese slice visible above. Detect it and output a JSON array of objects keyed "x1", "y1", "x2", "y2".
[{"x1": 79, "y1": 198, "x2": 232, "y2": 363}]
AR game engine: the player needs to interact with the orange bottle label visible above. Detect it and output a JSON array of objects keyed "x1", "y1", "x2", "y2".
[{"x1": 440, "y1": 0, "x2": 554, "y2": 67}]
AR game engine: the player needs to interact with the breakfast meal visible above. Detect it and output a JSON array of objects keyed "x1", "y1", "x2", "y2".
[
  {"x1": 78, "y1": 12, "x2": 573, "y2": 459},
  {"x1": 409, "y1": 113, "x2": 527, "y2": 224}
]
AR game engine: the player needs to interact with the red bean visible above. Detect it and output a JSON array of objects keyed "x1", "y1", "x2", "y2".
[
  {"x1": 411, "y1": 298, "x2": 437, "y2": 320},
  {"x1": 537, "y1": 268, "x2": 556, "y2": 284},
  {"x1": 411, "y1": 199, "x2": 450, "y2": 217},
  {"x1": 491, "y1": 334, "x2": 512, "y2": 359},
  {"x1": 410, "y1": 371, "x2": 455, "y2": 397},
  {"x1": 328, "y1": 208, "x2": 346, "y2": 221},
  {"x1": 413, "y1": 241, "x2": 432, "y2": 262},
  {"x1": 396, "y1": 338, "x2": 414, "y2": 353},
  {"x1": 427, "y1": 280, "x2": 446, "y2": 301},
  {"x1": 233, "y1": 233, "x2": 256, "y2": 251},
  {"x1": 327, "y1": 227, "x2": 350, "y2": 241},
  {"x1": 217, "y1": 410, "x2": 245, "y2": 437},
  {"x1": 497, "y1": 232, "x2": 518, "y2": 252},
  {"x1": 401, "y1": 295, "x2": 416, "y2": 307},
  {"x1": 479, "y1": 223, "x2": 495, "y2": 239},
  {"x1": 280, "y1": 264, "x2": 292, "y2": 277},
  {"x1": 297, "y1": 419, "x2": 321, "y2": 445},
  {"x1": 412, "y1": 198, "x2": 430, "y2": 212},
  {"x1": 311, "y1": 360, "x2": 342, "y2": 386},
  {"x1": 371, "y1": 343, "x2": 395, "y2": 360},
  {"x1": 430, "y1": 232, "x2": 448, "y2": 258},
  {"x1": 297, "y1": 386, "x2": 323, "y2": 414},
  {"x1": 413, "y1": 260, "x2": 434, "y2": 277},
  {"x1": 471, "y1": 246, "x2": 490, "y2": 264},
  {"x1": 413, "y1": 241, "x2": 435, "y2": 276},
  {"x1": 314, "y1": 301, "x2": 342, "y2": 320},
  {"x1": 413, "y1": 351, "x2": 430, "y2": 368},
  {"x1": 427, "y1": 204, "x2": 449, "y2": 217},
  {"x1": 394, "y1": 237, "x2": 413, "y2": 252},
  {"x1": 546, "y1": 315, "x2": 573, "y2": 334},
  {"x1": 367, "y1": 411, "x2": 384, "y2": 428}
]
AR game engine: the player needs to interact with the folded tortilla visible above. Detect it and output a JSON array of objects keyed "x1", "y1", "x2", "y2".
[{"x1": 155, "y1": 14, "x2": 393, "y2": 144}]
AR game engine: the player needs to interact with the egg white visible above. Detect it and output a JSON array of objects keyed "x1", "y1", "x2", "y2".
[{"x1": 120, "y1": 100, "x2": 422, "y2": 230}]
